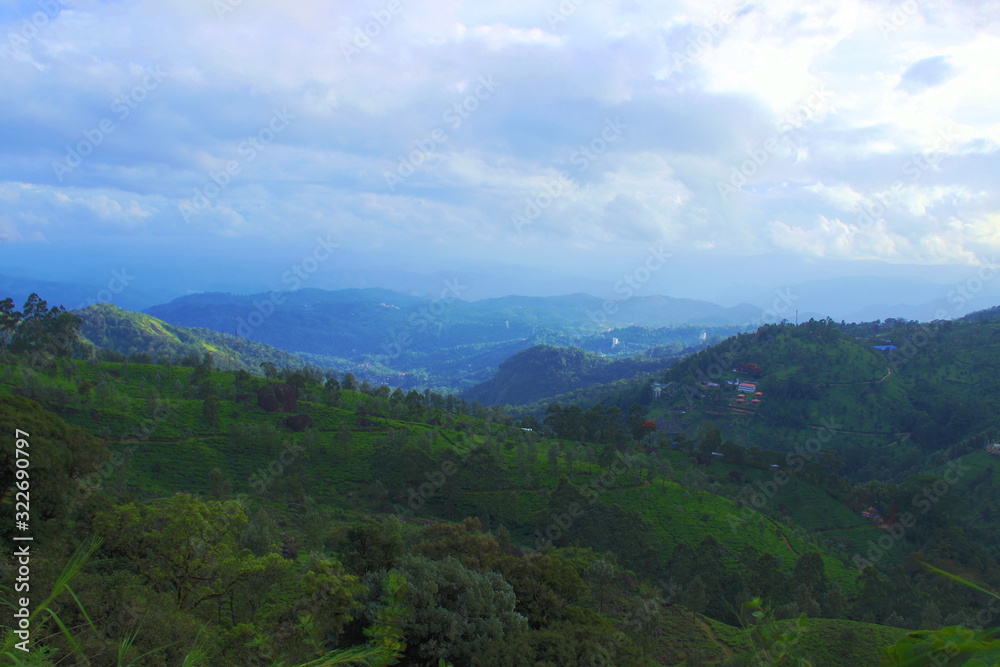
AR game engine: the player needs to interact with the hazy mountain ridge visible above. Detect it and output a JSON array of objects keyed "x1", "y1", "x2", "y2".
[{"x1": 142, "y1": 287, "x2": 752, "y2": 391}]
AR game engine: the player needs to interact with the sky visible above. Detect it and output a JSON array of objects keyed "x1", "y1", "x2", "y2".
[{"x1": 1, "y1": 0, "x2": 999, "y2": 314}]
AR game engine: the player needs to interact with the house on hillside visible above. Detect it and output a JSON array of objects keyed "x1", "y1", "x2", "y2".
[
  {"x1": 861, "y1": 507, "x2": 882, "y2": 521},
  {"x1": 987, "y1": 443, "x2": 1000, "y2": 456},
  {"x1": 738, "y1": 382, "x2": 758, "y2": 393}
]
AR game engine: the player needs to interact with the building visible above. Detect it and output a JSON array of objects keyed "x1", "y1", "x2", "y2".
[
  {"x1": 987, "y1": 443, "x2": 1000, "y2": 456},
  {"x1": 861, "y1": 507, "x2": 882, "y2": 521},
  {"x1": 738, "y1": 382, "x2": 758, "y2": 393}
]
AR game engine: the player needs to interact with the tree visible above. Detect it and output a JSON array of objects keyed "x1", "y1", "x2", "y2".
[
  {"x1": 342, "y1": 519, "x2": 404, "y2": 576},
  {"x1": 791, "y1": 551, "x2": 828, "y2": 599},
  {"x1": 324, "y1": 383, "x2": 342, "y2": 407},
  {"x1": 202, "y1": 394, "x2": 220, "y2": 429},
  {"x1": 749, "y1": 552, "x2": 787, "y2": 603},
  {"x1": 722, "y1": 439, "x2": 745, "y2": 464},
  {"x1": 919, "y1": 601, "x2": 942, "y2": 630},
  {"x1": 638, "y1": 420, "x2": 657, "y2": 444},
  {"x1": 2, "y1": 293, "x2": 82, "y2": 357},
  {"x1": 412, "y1": 517, "x2": 500, "y2": 571},
  {"x1": 336, "y1": 423, "x2": 353, "y2": 461},
  {"x1": 93, "y1": 494, "x2": 287, "y2": 612},
  {"x1": 822, "y1": 584, "x2": 846, "y2": 619},
  {"x1": 548, "y1": 443, "x2": 561, "y2": 477},
  {"x1": 381, "y1": 555, "x2": 527, "y2": 665},
  {"x1": 342, "y1": 372, "x2": 359, "y2": 391},
  {"x1": 584, "y1": 559, "x2": 616, "y2": 613},
  {"x1": 850, "y1": 565, "x2": 892, "y2": 621},
  {"x1": 0, "y1": 296, "x2": 19, "y2": 347},
  {"x1": 266, "y1": 555, "x2": 366, "y2": 663},
  {"x1": 741, "y1": 596, "x2": 812, "y2": 666},
  {"x1": 697, "y1": 422, "x2": 722, "y2": 455},
  {"x1": 0, "y1": 395, "x2": 108, "y2": 544},
  {"x1": 604, "y1": 405, "x2": 626, "y2": 442},
  {"x1": 624, "y1": 597, "x2": 662, "y2": 658},
  {"x1": 681, "y1": 575, "x2": 708, "y2": 619},
  {"x1": 628, "y1": 403, "x2": 645, "y2": 441},
  {"x1": 233, "y1": 369, "x2": 255, "y2": 393},
  {"x1": 208, "y1": 467, "x2": 231, "y2": 500},
  {"x1": 405, "y1": 390, "x2": 424, "y2": 416}
]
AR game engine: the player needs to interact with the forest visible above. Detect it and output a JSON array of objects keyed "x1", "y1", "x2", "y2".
[{"x1": 2, "y1": 294, "x2": 1000, "y2": 665}]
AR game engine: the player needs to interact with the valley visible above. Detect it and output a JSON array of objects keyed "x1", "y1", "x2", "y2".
[{"x1": 4, "y1": 292, "x2": 1000, "y2": 664}]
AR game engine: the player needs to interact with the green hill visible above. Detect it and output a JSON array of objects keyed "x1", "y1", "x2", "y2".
[
  {"x1": 638, "y1": 318, "x2": 1000, "y2": 482},
  {"x1": 461, "y1": 343, "x2": 682, "y2": 407},
  {"x1": 76, "y1": 303, "x2": 317, "y2": 374}
]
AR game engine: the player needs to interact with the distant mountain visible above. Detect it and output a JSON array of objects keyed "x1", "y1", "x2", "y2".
[
  {"x1": 466, "y1": 293, "x2": 764, "y2": 329},
  {"x1": 460, "y1": 344, "x2": 680, "y2": 407},
  {"x1": 75, "y1": 303, "x2": 313, "y2": 373},
  {"x1": 141, "y1": 287, "x2": 756, "y2": 390}
]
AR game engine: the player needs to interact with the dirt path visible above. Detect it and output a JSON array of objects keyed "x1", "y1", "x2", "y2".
[
  {"x1": 695, "y1": 617, "x2": 735, "y2": 662},
  {"x1": 779, "y1": 532, "x2": 797, "y2": 556}
]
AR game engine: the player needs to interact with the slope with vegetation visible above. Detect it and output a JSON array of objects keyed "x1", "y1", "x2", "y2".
[
  {"x1": 460, "y1": 343, "x2": 685, "y2": 407},
  {"x1": 76, "y1": 302, "x2": 317, "y2": 374},
  {"x1": 3, "y1": 292, "x2": 1000, "y2": 665}
]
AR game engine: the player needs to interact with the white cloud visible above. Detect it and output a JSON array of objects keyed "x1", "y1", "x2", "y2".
[{"x1": 0, "y1": 0, "x2": 997, "y2": 274}]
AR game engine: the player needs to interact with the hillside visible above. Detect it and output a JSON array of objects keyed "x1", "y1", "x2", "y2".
[
  {"x1": 625, "y1": 317, "x2": 1000, "y2": 483},
  {"x1": 6, "y1": 302, "x2": 1000, "y2": 664},
  {"x1": 0, "y1": 348, "x2": 917, "y2": 666},
  {"x1": 75, "y1": 303, "x2": 315, "y2": 374},
  {"x1": 461, "y1": 344, "x2": 683, "y2": 407}
]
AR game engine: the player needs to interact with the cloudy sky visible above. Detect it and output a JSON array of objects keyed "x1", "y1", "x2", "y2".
[{"x1": 1, "y1": 0, "x2": 999, "y2": 308}]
